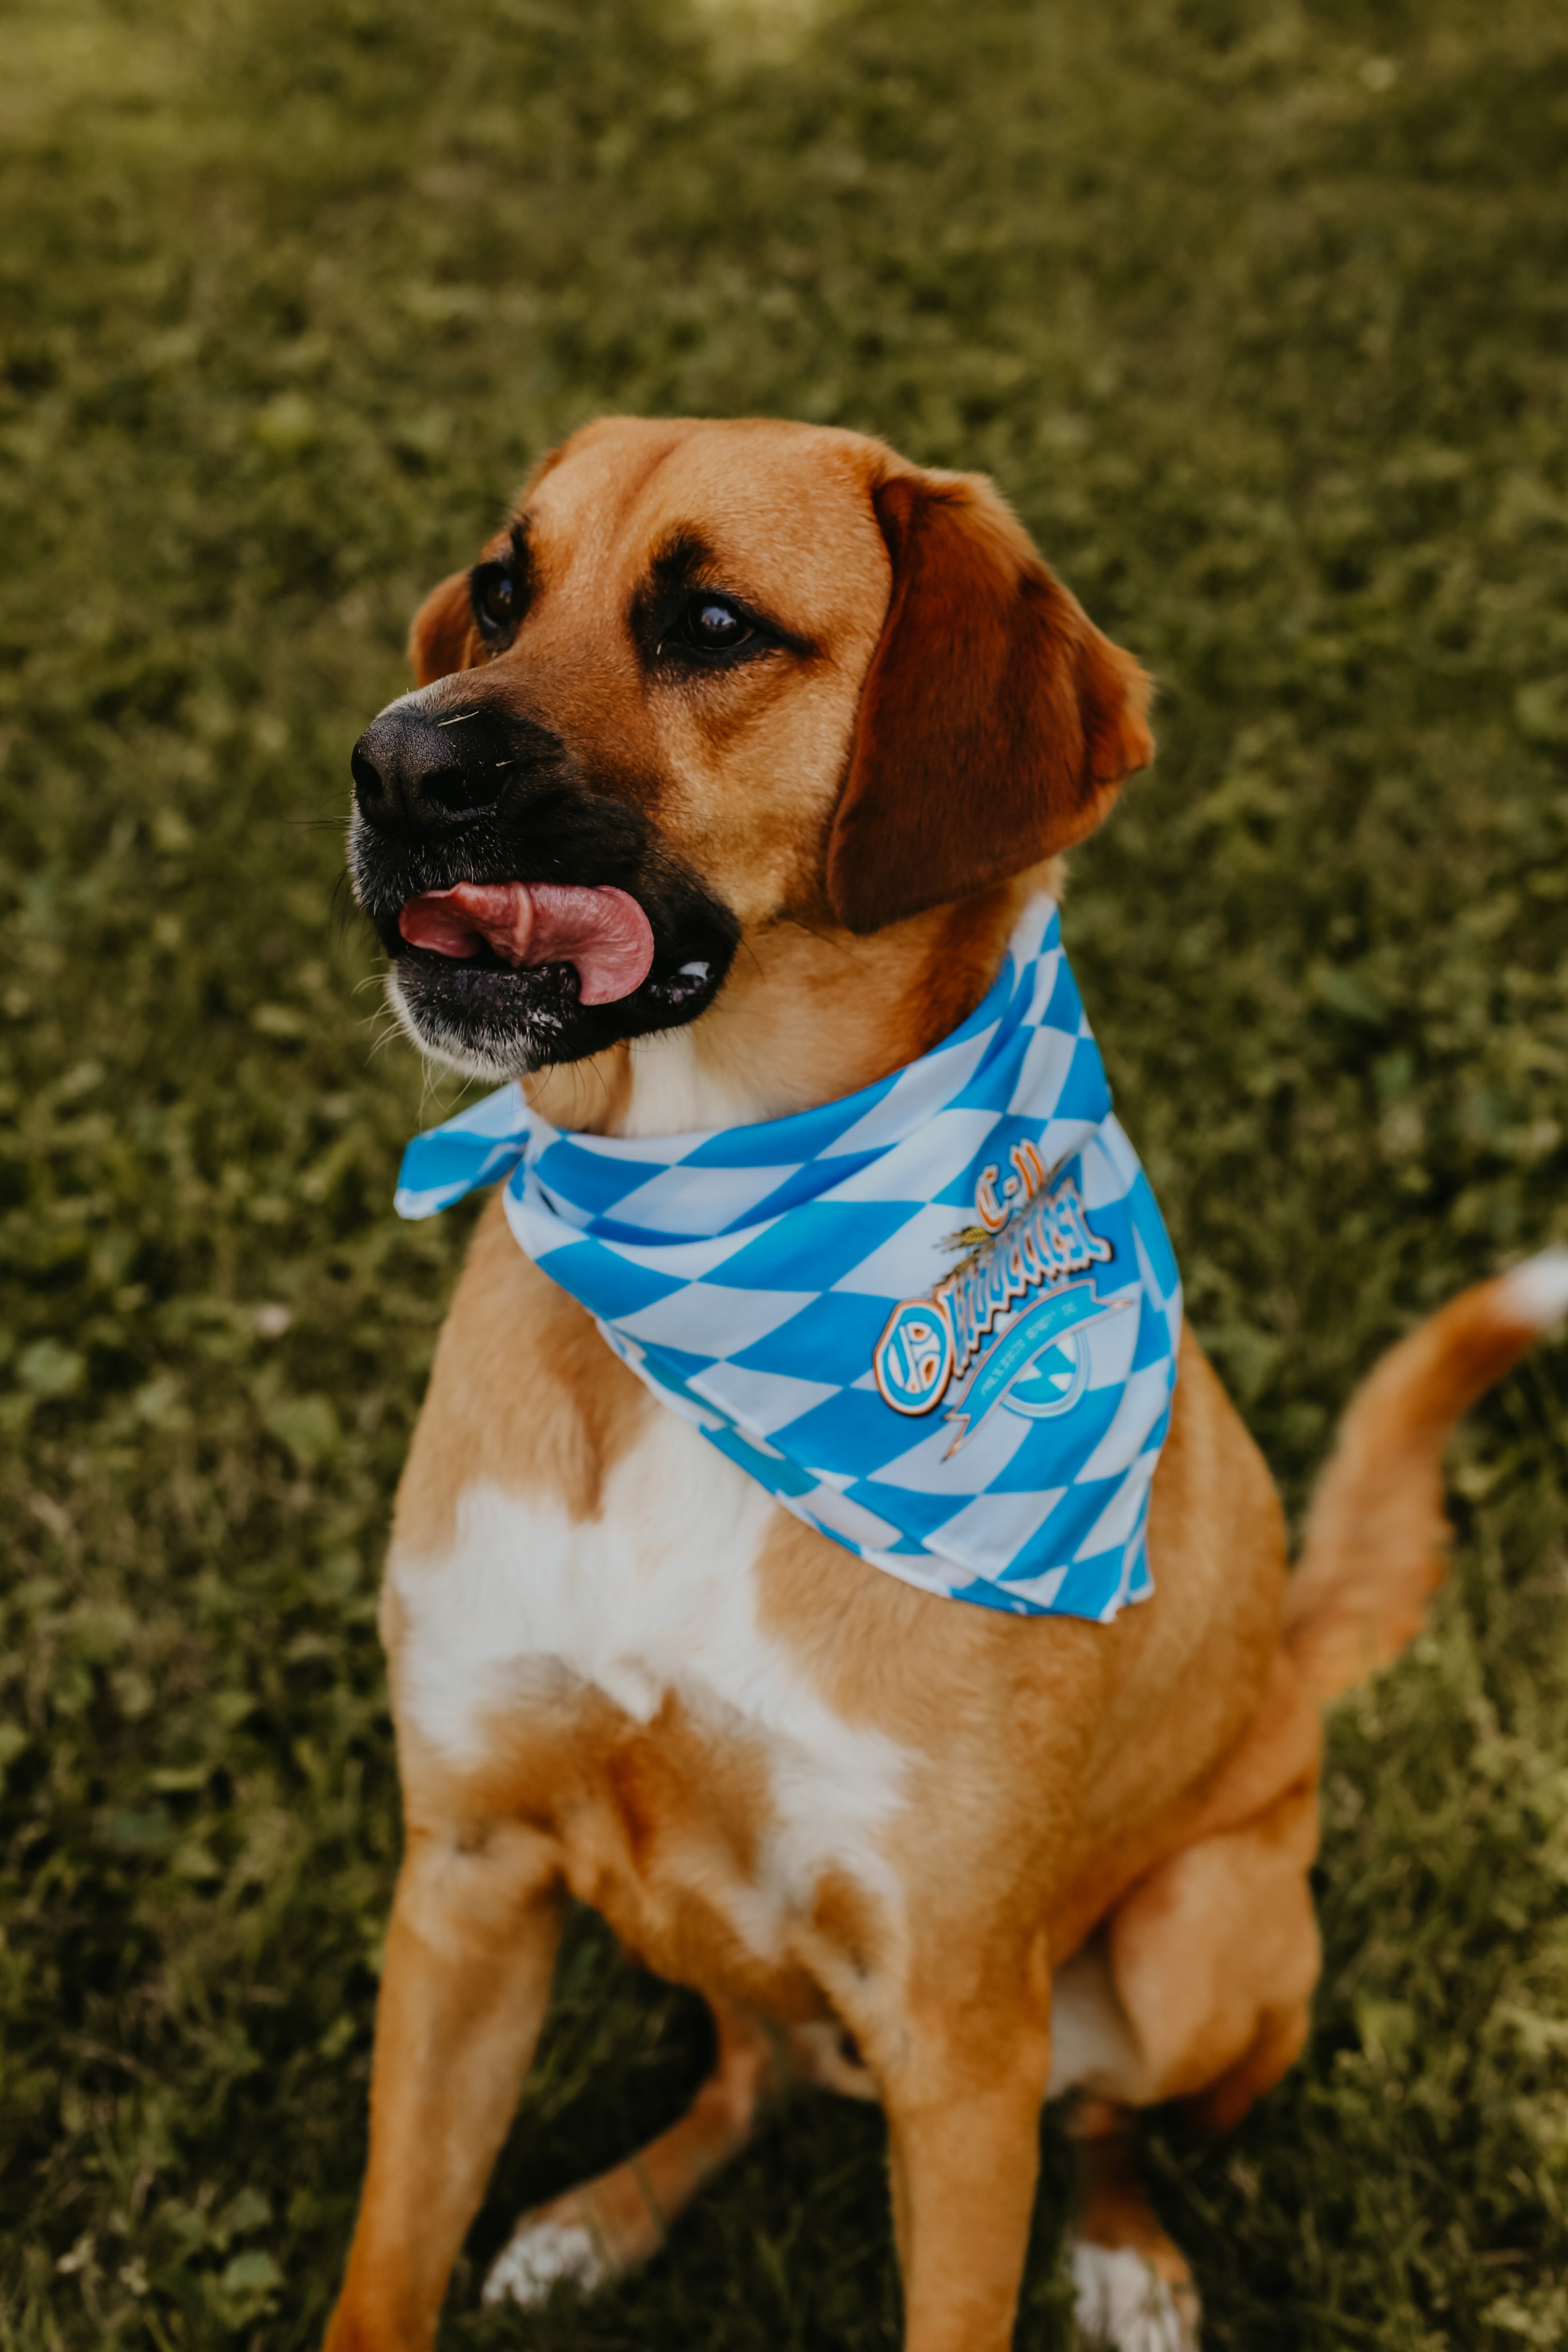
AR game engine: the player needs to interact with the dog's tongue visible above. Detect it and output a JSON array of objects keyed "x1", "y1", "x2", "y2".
[{"x1": 398, "y1": 882, "x2": 655, "y2": 1005}]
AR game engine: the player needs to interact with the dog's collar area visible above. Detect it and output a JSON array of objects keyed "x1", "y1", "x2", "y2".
[{"x1": 396, "y1": 894, "x2": 1184, "y2": 1623}]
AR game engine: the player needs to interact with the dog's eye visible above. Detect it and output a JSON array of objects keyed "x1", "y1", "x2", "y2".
[
  {"x1": 677, "y1": 595, "x2": 754, "y2": 655},
  {"x1": 472, "y1": 565, "x2": 518, "y2": 642}
]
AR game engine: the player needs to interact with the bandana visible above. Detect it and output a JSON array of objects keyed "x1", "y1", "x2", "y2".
[{"x1": 395, "y1": 897, "x2": 1181, "y2": 1622}]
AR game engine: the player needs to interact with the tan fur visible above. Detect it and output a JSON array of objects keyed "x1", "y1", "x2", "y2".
[
  {"x1": 1286, "y1": 1270, "x2": 1551, "y2": 1701},
  {"x1": 327, "y1": 419, "x2": 1543, "y2": 2352},
  {"x1": 478, "y1": 2000, "x2": 783, "y2": 2315}
]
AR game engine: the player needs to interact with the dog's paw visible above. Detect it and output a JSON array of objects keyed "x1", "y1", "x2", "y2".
[
  {"x1": 1068, "y1": 2241, "x2": 1199, "y2": 2352},
  {"x1": 482, "y1": 2214, "x2": 610, "y2": 2310}
]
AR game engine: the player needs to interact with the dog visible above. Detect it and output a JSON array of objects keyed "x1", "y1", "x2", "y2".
[{"x1": 329, "y1": 415, "x2": 1567, "y2": 2352}]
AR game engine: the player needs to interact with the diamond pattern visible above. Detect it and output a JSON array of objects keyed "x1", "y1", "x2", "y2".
[{"x1": 396, "y1": 897, "x2": 1182, "y2": 1625}]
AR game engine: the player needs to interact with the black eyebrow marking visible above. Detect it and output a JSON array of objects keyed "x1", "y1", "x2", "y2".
[
  {"x1": 469, "y1": 516, "x2": 533, "y2": 642},
  {"x1": 632, "y1": 527, "x2": 819, "y2": 662},
  {"x1": 648, "y1": 529, "x2": 716, "y2": 596},
  {"x1": 470, "y1": 516, "x2": 531, "y2": 581}
]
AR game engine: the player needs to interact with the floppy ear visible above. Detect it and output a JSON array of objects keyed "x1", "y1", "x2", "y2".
[
  {"x1": 407, "y1": 570, "x2": 479, "y2": 687},
  {"x1": 825, "y1": 471, "x2": 1154, "y2": 933}
]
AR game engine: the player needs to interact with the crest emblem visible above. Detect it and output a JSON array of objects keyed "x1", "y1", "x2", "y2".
[
  {"x1": 998, "y1": 1328, "x2": 1091, "y2": 1420},
  {"x1": 873, "y1": 1300, "x2": 956, "y2": 1415},
  {"x1": 872, "y1": 1154, "x2": 1127, "y2": 1446},
  {"x1": 940, "y1": 1280, "x2": 1127, "y2": 1452}
]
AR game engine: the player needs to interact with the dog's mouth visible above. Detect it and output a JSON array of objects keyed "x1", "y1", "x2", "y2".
[
  {"x1": 397, "y1": 881, "x2": 656, "y2": 1006},
  {"x1": 365, "y1": 848, "x2": 737, "y2": 1083}
]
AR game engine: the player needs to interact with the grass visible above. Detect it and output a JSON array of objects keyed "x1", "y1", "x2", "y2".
[{"x1": 2, "y1": 0, "x2": 1566, "y2": 2342}]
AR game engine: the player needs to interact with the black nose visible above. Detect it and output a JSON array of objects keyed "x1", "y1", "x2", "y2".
[{"x1": 350, "y1": 702, "x2": 515, "y2": 838}]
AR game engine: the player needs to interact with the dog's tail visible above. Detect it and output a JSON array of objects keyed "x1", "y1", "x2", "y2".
[{"x1": 1284, "y1": 1250, "x2": 1568, "y2": 1705}]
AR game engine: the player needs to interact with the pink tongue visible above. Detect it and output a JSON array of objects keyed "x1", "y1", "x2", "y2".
[{"x1": 397, "y1": 882, "x2": 655, "y2": 1006}]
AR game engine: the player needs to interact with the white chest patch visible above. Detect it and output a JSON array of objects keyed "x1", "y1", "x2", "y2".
[{"x1": 389, "y1": 1412, "x2": 909, "y2": 1937}]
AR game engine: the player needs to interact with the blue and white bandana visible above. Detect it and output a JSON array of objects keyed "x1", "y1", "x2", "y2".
[{"x1": 395, "y1": 897, "x2": 1182, "y2": 1622}]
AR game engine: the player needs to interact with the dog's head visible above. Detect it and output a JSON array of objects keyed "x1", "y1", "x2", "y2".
[{"x1": 349, "y1": 417, "x2": 1152, "y2": 1085}]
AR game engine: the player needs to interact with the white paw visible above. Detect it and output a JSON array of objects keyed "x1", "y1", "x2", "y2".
[
  {"x1": 482, "y1": 2215, "x2": 610, "y2": 2310},
  {"x1": 1069, "y1": 2241, "x2": 1199, "y2": 2352},
  {"x1": 784, "y1": 2019, "x2": 880, "y2": 2100}
]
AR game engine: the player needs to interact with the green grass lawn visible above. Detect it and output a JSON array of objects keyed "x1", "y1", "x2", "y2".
[{"x1": 3, "y1": 0, "x2": 1567, "y2": 2342}]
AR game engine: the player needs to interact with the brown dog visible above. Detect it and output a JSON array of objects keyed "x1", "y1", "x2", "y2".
[{"x1": 329, "y1": 416, "x2": 1567, "y2": 2351}]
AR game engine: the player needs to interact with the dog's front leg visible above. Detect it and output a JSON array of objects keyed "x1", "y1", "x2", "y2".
[
  {"x1": 878, "y1": 1990, "x2": 1053, "y2": 2352},
  {"x1": 324, "y1": 1815, "x2": 564, "y2": 2352}
]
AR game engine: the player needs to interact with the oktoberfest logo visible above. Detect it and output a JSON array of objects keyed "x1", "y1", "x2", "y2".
[
  {"x1": 872, "y1": 1301, "x2": 955, "y2": 1415},
  {"x1": 872, "y1": 1150, "x2": 1127, "y2": 1449}
]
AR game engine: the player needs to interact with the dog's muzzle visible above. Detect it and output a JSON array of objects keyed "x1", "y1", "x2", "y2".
[{"x1": 347, "y1": 688, "x2": 739, "y2": 1080}]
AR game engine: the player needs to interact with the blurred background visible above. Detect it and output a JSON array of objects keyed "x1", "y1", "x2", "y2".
[{"x1": 3, "y1": 0, "x2": 1567, "y2": 2343}]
